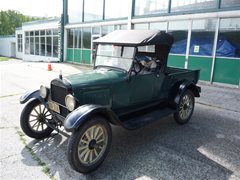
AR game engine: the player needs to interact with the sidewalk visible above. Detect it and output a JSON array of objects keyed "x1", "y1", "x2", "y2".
[{"x1": 196, "y1": 82, "x2": 240, "y2": 113}]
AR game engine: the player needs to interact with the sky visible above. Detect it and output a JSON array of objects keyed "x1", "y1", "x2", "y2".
[{"x1": 0, "y1": 0, "x2": 62, "y2": 17}]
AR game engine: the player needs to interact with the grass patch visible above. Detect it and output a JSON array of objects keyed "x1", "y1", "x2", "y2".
[
  {"x1": 15, "y1": 127, "x2": 56, "y2": 180},
  {"x1": 0, "y1": 56, "x2": 10, "y2": 61}
]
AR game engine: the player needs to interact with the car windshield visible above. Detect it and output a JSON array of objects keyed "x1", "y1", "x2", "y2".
[{"x1": 95, "y1": 45, "x2": 135, "y2": 72}]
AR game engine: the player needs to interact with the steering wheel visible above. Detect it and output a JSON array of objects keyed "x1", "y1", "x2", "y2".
[{"x1": 131, "y1": 60, "x2": 142, "y2": 75}]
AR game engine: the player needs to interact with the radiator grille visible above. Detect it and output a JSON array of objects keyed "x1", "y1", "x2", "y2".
[
  {"x1": 51, "y1": 84, "x2": 68, "y2": 105},
  {"x1": 50, "y1": 79, "x2": 70, "y2": 117}
]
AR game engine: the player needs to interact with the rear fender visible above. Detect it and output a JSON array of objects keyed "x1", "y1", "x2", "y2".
[
  {"x1": 64, "y1": 104, "x2": 122, "y2": 132},
  {"x1": 174, "y1": 81, "x2": 201, "y2": 105},
  {"x1": 20, "y1": 90, "x2": 45, "y2": 104}
]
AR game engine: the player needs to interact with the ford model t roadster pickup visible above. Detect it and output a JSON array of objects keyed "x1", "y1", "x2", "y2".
[{"x1": 20, "y1": 30, "x2": 201, "y2": 173}]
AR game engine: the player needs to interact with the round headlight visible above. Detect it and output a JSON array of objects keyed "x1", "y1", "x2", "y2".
[
  {"x1": 40, "y1": 85, "x2": 48, "y2": 99},
  {"x1": 65, "y1": 94, "x2": 76, "y2": 111}
]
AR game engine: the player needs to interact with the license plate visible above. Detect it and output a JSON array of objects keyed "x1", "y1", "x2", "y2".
[{"x1": 48, "y1": 101, "x2": 60, "y2": 113}]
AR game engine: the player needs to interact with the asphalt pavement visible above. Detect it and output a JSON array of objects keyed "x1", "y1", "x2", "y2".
[{"x1": 0, "y1": 59, "x2": 240, "y2": 180}]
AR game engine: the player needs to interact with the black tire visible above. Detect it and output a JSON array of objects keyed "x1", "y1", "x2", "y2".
[
  {"x1": 68, "y1": 116, "x2": 112, "y2": 173},
  {"x1": 20, "y1": 99, "x2": 54, "y2": 139},
  {"x1": 174, "y1": 90, "x2": 195, "y2": 125}
]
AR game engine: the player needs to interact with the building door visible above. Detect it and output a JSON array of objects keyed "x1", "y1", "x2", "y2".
[{"x1": 11, "y1": 42, "x2": 16, "y2": 58}]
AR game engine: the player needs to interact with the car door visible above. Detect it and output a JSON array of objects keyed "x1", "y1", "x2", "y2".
[
  {"x1": 111, "y1": 72, "x2": 166, "y2": 114},
  {"x1": 129, "y1": 73, "x2": 165, "y2": 105}
]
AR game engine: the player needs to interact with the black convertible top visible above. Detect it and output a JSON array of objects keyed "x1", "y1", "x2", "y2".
[{"x1": 93, "y1": 30, "x2": 174, "y2": 47}]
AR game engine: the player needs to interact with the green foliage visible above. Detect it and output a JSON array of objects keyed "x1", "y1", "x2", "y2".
[{"x1": 0, "y1": 10, "x2": 44, "y2": 35}]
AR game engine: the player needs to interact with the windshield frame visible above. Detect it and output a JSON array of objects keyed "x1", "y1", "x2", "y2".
[{"x1": 93, "y1": 44, "x2": 136, "y2": 73}]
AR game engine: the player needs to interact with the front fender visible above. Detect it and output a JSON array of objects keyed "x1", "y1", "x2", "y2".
[
  {"x1": 174, "y1": 81, "x2": 201, "y2": 105},
  {"x1": 64, "y1": 104, "x2": 121, "y2": 132},
  {"x1": 20, "y1": 90, "x2": 44, "y2": 104}
]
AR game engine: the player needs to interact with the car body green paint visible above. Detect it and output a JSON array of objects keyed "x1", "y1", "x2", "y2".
[{"x1": 65, "y1": 68, "x2": 166, "y2": 112}]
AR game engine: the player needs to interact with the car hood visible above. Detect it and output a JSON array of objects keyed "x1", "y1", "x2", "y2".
[{"x1": 64, "y1": 68, "x2": 127, "y2": 90}]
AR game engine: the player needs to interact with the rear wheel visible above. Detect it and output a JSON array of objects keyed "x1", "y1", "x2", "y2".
[
  {"x1": 67, "y1": 116, "x2": 112, "y2": 173},
  {"x1": 174, "y1": 90, "x2": 195, "y2": 125},
  {"x1": 20, "y1": 99, "x2": 54, "y2": 139}
]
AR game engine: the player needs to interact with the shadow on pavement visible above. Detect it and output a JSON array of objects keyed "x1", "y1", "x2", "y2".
[{"x1": 20, "y1": 106, "x2": 238, "y2": 180}]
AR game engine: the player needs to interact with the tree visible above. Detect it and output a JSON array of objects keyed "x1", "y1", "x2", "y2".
[{"x1": 0, "y1": 10, "x2": 44, "y2": 35}]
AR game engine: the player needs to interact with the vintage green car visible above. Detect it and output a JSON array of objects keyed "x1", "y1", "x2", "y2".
[{"x1": 20, "y1": 30, "x2": 201, "y2": 173}]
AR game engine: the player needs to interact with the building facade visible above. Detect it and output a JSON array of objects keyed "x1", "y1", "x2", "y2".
[
  {"x1": 0, "y1": 35, "x2": 16, "y2": 57},
  {"x1": 64, "y1": 0, "x2": 240, "y2": 87},
  {"x1": 15, "y1": 19, "x2": 60, "y2": 62},
  {"x1": 11, "y1": 0, "x2": 240, "y2": 86}
]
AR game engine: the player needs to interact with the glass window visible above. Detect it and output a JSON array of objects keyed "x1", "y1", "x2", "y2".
[
  {"x1": 67, "y1": 29, "x2": 74, "y2": 48},
  {"x1": 168, "y1": 21, "x2": 190, "y2": 55},
  {"x1": 84, "y1": 0, "x2": 103, "y2": 21},
  {"x1": 138, "y1": 45, "x2": 155, "y2": 53},
  {"x1": 40, "y1": 30, "x2": 46, "y2": 56},
  {"x1": 114, "y1": 24, "x2": 127, "y2": 30},
  {"x1": 190, "y1": 19, "x2": 217, "y2": 56},
  {"x1": 53, "y1": 29, "x2": 58, "y2": 35},
  {"x1": 30, "y1": 37, "x2": 34, "y2": 55},
  {"x1": 35, "y1": 31, "x2": 39, "y2": 36},
  {"x1": 40, "y1": 30, "x2": 45, "y2": 36},
  {"x1": 46, "y1": 30, "x2": 52, "y2": 36},
  {"x1": 92, "y1": 27, "x2": 101, "y2": 35},
  {"x1": 171, "y1": 0, "x2": 217, "y2": 12},
  {"x1": 25, "y1": 36, "x2": 30, "y2": 54},
  {"x1": 52, "y1": 28, "x2": 59, "y2": 58},
  {"x1": 120, "y1": 24, "x2": 127, "y2": 30},
  {"x1": 168, "y1": 20, "x2": 190, "y2": 31},
  {"x1": 134, "y1": 23, "x2": 148, "y2": 30},
  {"x1": 40, "y1": 37, "x2": 46, "y2": 56},
  {"x1": 217, "y1": 18, "x2": 240, "y2": 58},
  {"x1": 135, "y1": 0, "x2": 169, "y2": 16},
  {"x1": 53, "y1": 36, "x2": 58, "y2": 57},
  {"x1": 96, "y1": 45, "x2": 134, "y2": 71},
  {"x1": 35, "y1": 36, "x2": 40, "y2": 55},
  {"x1": 69, "y1": 0, "x2": 83, "y2": 23},
  {"x1": 101, "y1": 26, "x2": 114, "y2": 36},
  {"x1": 75, "y1": 28, "x2": 82, "y2": 49},
  {"x1": 25, "y1": 32, "x2": 29, "y2": 36},
  {"x1": 82, "y1": 27, "x2": 91, "y2": 49},
  {"x1": 46, "y1": 36, "x2": 52, "y2": 56},
  {"x1": 74, "y1": 29, "x2": 78, "y2": 48},
  {"x1": 221, "y1": 0, "x2": 240, "y2": 8},
  {"x1": 105, "y1": 0, "x2": 128, "y2": 19},
  {"x1": 149, "y1": 22, "x2": 167, "y2": 31},
  {"x1": 17, "y1": 34, "x2": 23, "y2": 52},
  {"x1": 17, "y1": 35, "x2": 20, "y2": 51}
]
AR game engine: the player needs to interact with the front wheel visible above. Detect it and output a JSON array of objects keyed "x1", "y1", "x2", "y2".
[
  {"x1": 20, "y1": 99, "x2": 54, "y2": 139},
  {"x1": 174, "y1": 90, "x2": 195, "y2": 125},
  {"x1": 67, "y1": 116, "x2": 112, "y2": 173}
]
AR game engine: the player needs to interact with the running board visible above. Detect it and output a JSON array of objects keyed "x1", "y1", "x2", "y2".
[{"x1": 121, "y1": 107, "x2": 175, "y2": 130}]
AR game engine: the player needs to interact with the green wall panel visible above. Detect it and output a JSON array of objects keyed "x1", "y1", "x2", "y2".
[
  {"x1": 167, "y1": 55, "x2": 185, "y2": 68},
  {"x1": 82, "y1": 49, "x2": 91, "y2": 64},
  {"x1": 213, "y1": 58, "x2": 240, "y2": 85},
  {"x1": 74, "y1": 49, "x2": 81, "y2": 63},
  {"x1": 188, "y1": 56, "x2": 212, "y2": 81},
  {"x1": 66, "y1": 49, "x2": 73, "y2": 62}
]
